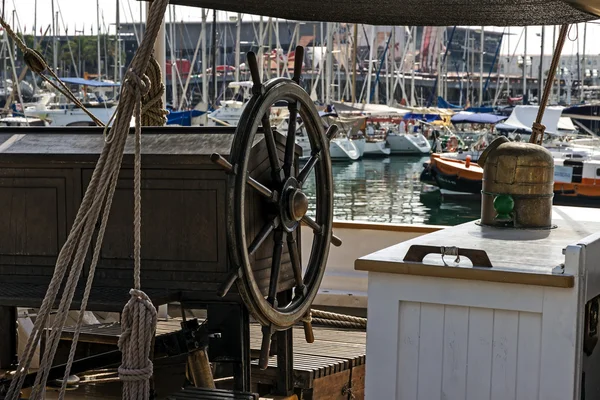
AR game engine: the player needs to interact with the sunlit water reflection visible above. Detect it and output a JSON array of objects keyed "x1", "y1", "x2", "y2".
[{"x1": 303, "y1": 156, "x2": 481, "y2": 226}]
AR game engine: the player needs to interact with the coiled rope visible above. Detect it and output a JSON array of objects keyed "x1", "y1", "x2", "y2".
[{"x1": 2, "y1": 0, "x2": 170, "y2": 399}]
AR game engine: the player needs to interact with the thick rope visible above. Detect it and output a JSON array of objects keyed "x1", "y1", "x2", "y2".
[
  {"x1": 0, "y1": 14, "x2": 105, "y2": 127},
  {"x1": 142, "y1": 56, "x2": 169, "y2": 126},
  {"x1": 529, "y1": 24, "x2": 569, "y2": 145},
  {"x1": 3, "y1": 1, "x2": 169, "y2": 399},
  {"x1": 309, "y1": 309, "x2": 367, "y2": 330}
]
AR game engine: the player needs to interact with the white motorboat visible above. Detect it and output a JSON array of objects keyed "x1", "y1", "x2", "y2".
[
  {"x1": 363, "y1": 140, "x2": 391, "y2": 157},
  {"x1": 330, "y1": 137, "x2": 360, "y2": 161},
  {"x1": 24, "y1": 103, "x2": 119, "y2": 126},
  {"x1": 386, "y1": 132, "x2": 431, "y2": 154}
]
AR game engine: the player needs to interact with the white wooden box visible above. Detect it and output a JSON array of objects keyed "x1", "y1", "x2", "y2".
[{"x1": 356, "y1": 206, "x2": 600, "y2": 400}]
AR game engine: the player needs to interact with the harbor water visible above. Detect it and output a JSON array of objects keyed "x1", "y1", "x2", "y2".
[{"x1": 303, "y1": 156, "x2": 482, "y2": 226}]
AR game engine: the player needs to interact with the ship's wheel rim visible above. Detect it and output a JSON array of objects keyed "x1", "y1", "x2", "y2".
[{"x1": 227, "y1": 78, "x2": 333, "y2": 329}]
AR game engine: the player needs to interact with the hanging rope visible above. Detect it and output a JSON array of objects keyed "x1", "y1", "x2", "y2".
[
  {"x1": 3, "y1": 0, "x2": 169, "y2": 399},
  {"x1": 529, "y1": 24, "x2": 569, "y2": 145}
]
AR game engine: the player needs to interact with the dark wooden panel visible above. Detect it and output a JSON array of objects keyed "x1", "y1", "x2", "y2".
[
  {"x1": 0, "y1": 169, "x2": 74, "y2": 285},
  {"x1": 0, "y1": 186, "x2": 59, "y2": 255},
  {"x1": 81, "y1": 168, "x2": 229, "y2": 282}
]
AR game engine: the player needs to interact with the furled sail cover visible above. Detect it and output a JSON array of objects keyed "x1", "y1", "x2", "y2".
[{"x1": 169, "y1": 0, "x2": 600, "y2": 25}]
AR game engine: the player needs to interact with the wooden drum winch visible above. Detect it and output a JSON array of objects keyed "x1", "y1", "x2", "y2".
[
  {"x1": 478, "y1": 135, "x2": 555, "y2": 229},
  {"x1": 478, "y1": 25, "x2": 571, "y2": 230}
]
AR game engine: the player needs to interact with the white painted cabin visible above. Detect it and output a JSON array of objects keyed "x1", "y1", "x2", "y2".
[{"x1": 356, "y1": 206, "x2": 600, "y2": 400}]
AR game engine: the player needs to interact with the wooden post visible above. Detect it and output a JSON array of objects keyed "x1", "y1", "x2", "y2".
[{"x1": 0, "y1": 306, "x2": 17, "y2": 369}]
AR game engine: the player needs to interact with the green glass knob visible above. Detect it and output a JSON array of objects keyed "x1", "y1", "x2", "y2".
[{"x1": 493, "y1": 194, "x2": 514, "y2": 221}]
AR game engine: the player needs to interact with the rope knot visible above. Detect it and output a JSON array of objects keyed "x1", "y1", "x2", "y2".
[{"x1": 125, "y1": 69, "x2": 151, "y2": 98}]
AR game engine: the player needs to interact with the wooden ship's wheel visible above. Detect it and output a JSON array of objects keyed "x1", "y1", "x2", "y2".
[{"x1": 211, "y1": 46, "x2": 341, "y2": 368}]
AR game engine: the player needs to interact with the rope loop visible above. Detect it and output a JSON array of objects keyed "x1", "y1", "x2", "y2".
[{"x1": 118, "y1": 362, "x2": 154, "y2": 382}]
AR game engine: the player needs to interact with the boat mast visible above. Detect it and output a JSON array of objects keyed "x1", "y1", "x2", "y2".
[
  {"x1": 351, "y1": 24, "x2": 357, "y2": 104},
  {"x1": 201, "y1": 9, "x2": 207, "y2": 106},
  {"x1": 410, "y1": 27, "x2": 416, "y2": 106},
  {"x1": 479, "y1": 26, "x2": 484, "y2": 107},
  {"x1": 523, "y1": 26, "x2": 527, "y2": 103},
  {"x1": 581, "y1": 22, "x2": 587, "y2": 103},
  {"x1": 169, "y1": 5, "x2": 178, "y2": 109},
  {"x1": 366, "y1": 25, "x2": 375, "y2": 104},
  {"x1": 389, "y1": 27, "x2": 395, "y2": 105},
  {"x1": 52, "y1": 0, "x2": 57, "y2": 73},
  {"x1": 539, "y1": 26, "x2": 544, "y2": 104},
  {"x1": 114, "y1": 0, "x2": 120, "y2": 97},
  {"x1": 211, "y1": 9, "x2": 217, "y2": 107},
  {"x1": 506, "y1": 27, "x2": 510, "y2": 98},
  {"x1": 96, "y1": 0, "x2": 101, "y2": 80},
  {"x1": 234, "y1": 13, "x2": 241, "y2": 82},
  {"x1": 325, "y1": 22, "x2": 333, "y2": 104},
  {"x1": 149, "y1": 1, "x2": 166, "y2": 105}
]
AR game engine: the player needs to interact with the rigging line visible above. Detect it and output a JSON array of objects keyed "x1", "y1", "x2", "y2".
[{"x1": 125, "y1": 0, "x2": 141, "y2": 46}]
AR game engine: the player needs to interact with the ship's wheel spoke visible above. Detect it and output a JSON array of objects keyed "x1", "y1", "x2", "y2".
[
  {"x1": 248, "y1": 217, "x2": 280, "y2": 256},
  {"x1": 210, "y1": 153, "x2": 277, "y2": 202},
  {"x1": 298, "y1": 125, "x2": 338, "y2": 186},
  {"x1": 286, "y1": 232, "x2": 305, "y2": 292},
  {"x1": 266, "y1": 229, "x2": 284, "y2": 307},
  {"x1": 261, "y1": 112, "x2": 283, "y2": 184},
  {"x1": 302, "y1": 215, "x2": 342, "y2": 247},
  {"x1": 297, "y1": 154, "x2": 319, "y2": 186},
  {"x1": 283, "y1": 101, "x2": 300, "y2": 178}
]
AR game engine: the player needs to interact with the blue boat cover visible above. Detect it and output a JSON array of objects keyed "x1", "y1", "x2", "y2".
[
  {"x1": 403, "y1": 113, "x2": 442, "y2": 123},
  {"x1": 167, "y1": 109, "x2": 205, "y2": 126},
  {"x1": 451, "y1": 112, "x2": 507, "y2": 124},
  {"x1": 59, "y1": 77, "x2": 121, "y2": 87}
]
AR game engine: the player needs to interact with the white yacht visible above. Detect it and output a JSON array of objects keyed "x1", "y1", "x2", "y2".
[
  {"x1": 363, "y1": 139, "x2": 391, "y2": 156},
  {"x1": 386, "y1": 131, "x2": 432, "y2": 154}
]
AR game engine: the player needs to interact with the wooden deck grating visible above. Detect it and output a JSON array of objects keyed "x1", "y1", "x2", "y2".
[{"x1": 58, "y1": 318, "x2": 366, "y2": 390}]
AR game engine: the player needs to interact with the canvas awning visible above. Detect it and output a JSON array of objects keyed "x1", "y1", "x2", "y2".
[
  {"x1": 496, "y1": 105, "x2": 566, "y2": 134},
  {"x1": 169, "y1": 0, "x2": 600, "y2": 26}
]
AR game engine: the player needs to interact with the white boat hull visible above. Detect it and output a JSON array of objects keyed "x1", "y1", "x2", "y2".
[
  {"x1": 351, "y1": 138, "x2": 366, "y2": 157},
  {"x1": 363, "y1": 140, "x2": 391, "y2": 157},
  {"x1": 387, "y1": 133, "x2": 431, "y2": 154},
  {"x1": 330, "y1": 138, "x2": 360, "y2": 161},
  {"x1": 25, "y1": 106, "x2": 118, "y2": 126}
]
